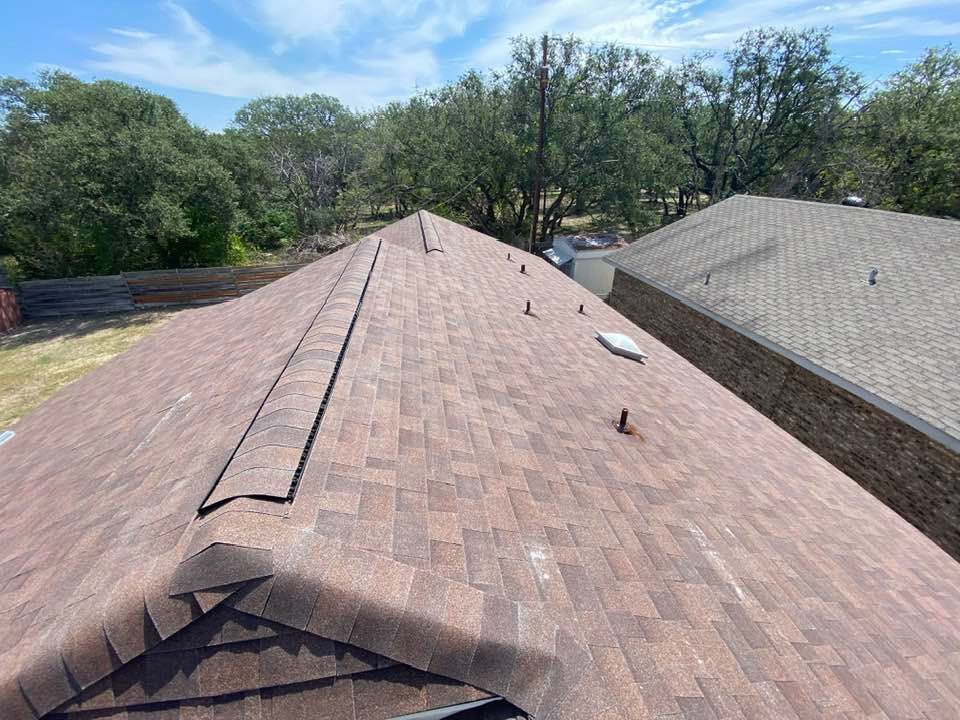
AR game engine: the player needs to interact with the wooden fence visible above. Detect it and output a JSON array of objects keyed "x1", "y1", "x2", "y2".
[
  {"x1": 0, "y1": 267, "x2": 21, "y2": 332},
  {"x1": 18, "y1": 263, "x2": 309, "y2": 319}
]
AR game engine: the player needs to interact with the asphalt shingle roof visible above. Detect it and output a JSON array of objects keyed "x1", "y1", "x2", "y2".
[
  {"x1": 1, "y1": 211, "x2": 960, "y2": 719},
  {"x1": 606, "y1": 195, "x2": 960, "y2": 447}
]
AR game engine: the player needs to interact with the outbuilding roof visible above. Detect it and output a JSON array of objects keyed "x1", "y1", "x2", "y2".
[
  {"x1": 2, "y1": 211, "x2": 960, "y2": 719},
  {"x1": 557, "y1": 233, "x2": 625, "y2": 252},
  {"x1": 606, "y1": 195, "x2": 960, "y2": 451}
]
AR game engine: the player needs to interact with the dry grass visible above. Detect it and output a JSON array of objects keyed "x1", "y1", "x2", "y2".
[{"x1": 0, "y1": 311, "x2": 177, "y2": 427}]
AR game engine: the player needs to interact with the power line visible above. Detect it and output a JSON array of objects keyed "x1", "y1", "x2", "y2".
[{"x1": 427, "y1": 169, "x2": 488, "y2": 212}]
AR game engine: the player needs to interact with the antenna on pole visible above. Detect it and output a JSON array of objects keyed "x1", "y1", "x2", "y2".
[{"x1": 528, "y1": 34, "x2": 549, "y2": 254}]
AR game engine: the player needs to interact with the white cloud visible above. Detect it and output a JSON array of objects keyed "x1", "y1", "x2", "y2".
[
  {"x1": 880, "y1": 48, "x2": 905, "y2": 54},
  {"x1": 246, "y1": 0, "x2": 350, "y2": 43},
  {"x1": 109, "y1": 28, "x2": 157, "y2": 40},
  {"x1": 468, "y1": 0, "x2": 959, "y2": 68},
  {"x1": 238, "y1": 0, "x2": 484, "y2": 48},
  {"x1": 87, "y1": 2, "x2": 444, "y2": 108},
  {"x1": 858, "y1": 17, "x2": 960, "y2": 35},
  {"x1": 81, "y1": 0, "x2": 959, "y2": 124}
]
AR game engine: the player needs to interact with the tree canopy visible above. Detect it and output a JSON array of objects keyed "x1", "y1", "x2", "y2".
[
  {"x1": 668, "y1": 28, "x2": 863, "y2": 204},
  {"x1": 824, "y1": 47, "x2": 960, "y2": 217},
  {"x1": 0, "y1": 32, "x2": 957, "y2": 280},
  {"x1": 0, "y1": 72, "x2": 238, "y2": 277},
  {"x1": 233, "y1": 94, "x2": 364, "y2": 235}
]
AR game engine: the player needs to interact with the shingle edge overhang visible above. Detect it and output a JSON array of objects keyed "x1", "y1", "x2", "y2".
[
  {"x1": 4, "y1": 509, "x2": 611, "y2": 719},
  {"x1": 605, "y1": 256, "x2": 960, "y2": 455}
]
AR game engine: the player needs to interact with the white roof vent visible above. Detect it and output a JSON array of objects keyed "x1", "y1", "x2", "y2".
[
  {"x1": 597, "y1": 332, "x2": 648, "y2": 362},
  {"x1": 543, "y1": 246, "x2": 573, "y2": 267}
]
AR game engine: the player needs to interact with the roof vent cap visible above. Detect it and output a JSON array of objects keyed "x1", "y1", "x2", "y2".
[
  {"x1": 842, "y1": 195, "x2": 867, "y2": 207},
  {"x1": 0, "y1": 430, "x2": 15, "y2": 447},
  {"x1": 597, "y1": 332, "x2": 648, "y2": 362}
]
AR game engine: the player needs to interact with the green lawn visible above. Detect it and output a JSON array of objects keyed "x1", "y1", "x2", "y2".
[{"x1": 0, "y1": 311, "x2": 176, "y2": 427}]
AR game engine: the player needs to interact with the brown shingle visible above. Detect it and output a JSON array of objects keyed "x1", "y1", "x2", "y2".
[
  {"x1": 304, "y1": 549, "x2": 373, "y2": 644},
  {"x1": 257, "y1": 634, "x2": 335, "y2": 687},
  {"x1": 388, "y1": 569, "x2": 449, "y2": 671},
  {"x1": 3, "y1": 212, "x2": 960, "y2": 720}
]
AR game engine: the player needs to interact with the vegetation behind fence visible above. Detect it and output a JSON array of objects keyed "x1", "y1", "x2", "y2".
[{"x1": 19, "y1": 263, "x2": 310, "y2": 319}]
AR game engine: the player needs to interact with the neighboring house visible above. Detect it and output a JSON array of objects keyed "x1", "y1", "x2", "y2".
[
  {"x1": 3, "y1": 211, "x2": 960, "y2": 719},
  {"x1": 606, "y1": 195, "x2": 960, "y2": 560},
  {"x1": 543, "y1": 232, "x2": 624, "y2": 297}
]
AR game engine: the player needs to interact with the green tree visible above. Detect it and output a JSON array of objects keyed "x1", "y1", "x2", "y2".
[
  {"x1": 668, "y1": 28, "x2": 862, "y2": 203},
  {"x1": 424, "y1": 71, "x2": 530, "y2": 239},
  {"x1": 0, "y1": 72, "x2": 237, "y2": 278},
  {"x1": 233, "y1": 94, "x2": 364, "y2": 234},
  {"x1": 506, "y1": 37, "x2": 662, "y2": 241},
  {"x1": 359, "y1": 102, "x2": 421, "y2": 218},
  {"x1": 830, "y1": 47, "x2": 959, "y2": 217},
  {"x1": 369, "y1": 37, "x2": 664, "y2": 244},
  {"x1": 207, "y1": 129, "x2": 297, "y2": 249}
]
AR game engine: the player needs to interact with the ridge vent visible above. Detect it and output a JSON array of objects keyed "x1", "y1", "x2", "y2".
[
  {"x1": 418, "y1": 210, "x2": 444, "y2": 253},
  {"x1": 198, "y1": 239, "x2": 381, "y2": 513}
]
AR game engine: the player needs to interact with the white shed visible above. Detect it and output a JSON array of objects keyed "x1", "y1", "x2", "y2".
[{"x1": 544, "y1": 232, "x2": 625, "y2": 298}]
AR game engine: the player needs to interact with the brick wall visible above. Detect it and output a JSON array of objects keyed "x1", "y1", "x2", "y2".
[{"x1": 609, "y1": 269, "x2": 960, "y2": 560}]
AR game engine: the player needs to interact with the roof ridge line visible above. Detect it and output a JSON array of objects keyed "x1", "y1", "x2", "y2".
[{"x1": 729, "y1": 193, "x2": 960, "y2": 224}]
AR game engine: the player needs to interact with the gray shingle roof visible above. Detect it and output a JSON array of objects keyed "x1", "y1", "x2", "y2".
[{"x1": 607, "y1": 195, "x2": 960, "y2": 448}]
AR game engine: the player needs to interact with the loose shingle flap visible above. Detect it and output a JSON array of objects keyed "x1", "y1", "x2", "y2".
[
  {"x1": 169, "y1": 544, "x2": 273, "y2": 596},
  {"x1": 200, "y1": 239, "x2": 381, "y2": 511}
]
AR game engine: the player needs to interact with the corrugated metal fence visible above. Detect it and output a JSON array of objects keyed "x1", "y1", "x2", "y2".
[
  {"x1": 19, "y1": 263, "x2": 310, "y2": 319},
  {"x1": 19, "y1": 275, "x2": 133, "y2": 318}
]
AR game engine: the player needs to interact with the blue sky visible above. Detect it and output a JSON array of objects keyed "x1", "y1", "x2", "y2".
[{"x1": 2, "y1": 0, "x2": 958, "y2": 130}]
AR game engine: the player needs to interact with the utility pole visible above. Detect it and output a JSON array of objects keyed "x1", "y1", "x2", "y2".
[{"x1": 528, "y1": 34, "x2": 548, "y2": 254}]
